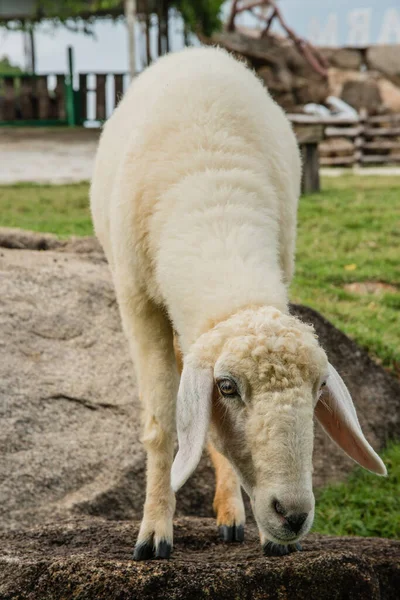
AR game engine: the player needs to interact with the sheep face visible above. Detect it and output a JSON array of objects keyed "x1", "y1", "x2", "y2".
[
  {"x1": 207, "y1": 316, "x2": 327, "y2": 545},
  {"x1": 171, "y1": 307, "x2": 387, "y2": 548},
  {"x1": 209, "y1": 335, "x2": 326, "y2": 545}
]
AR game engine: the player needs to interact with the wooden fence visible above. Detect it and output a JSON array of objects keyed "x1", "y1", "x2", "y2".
[
  {"x1": 77, "y1": 73, "x2": 128, "y2": 123},
  {"x1": 289, "y1": 113, "x2": 400, "y2": 167},
  {"x1": 0, "y1": 74, "x2": 68, "y2": 125},
  {"x1": 2, "y1": 70, "x2": 400, "y2": 171},
  {"x1": 0, "y1": 71, "x2": 129, "y2": 126}
]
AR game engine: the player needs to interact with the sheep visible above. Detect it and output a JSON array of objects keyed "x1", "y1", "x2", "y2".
[{"x1": 90, "y1": 46, "x2": 386, "y2": 561}]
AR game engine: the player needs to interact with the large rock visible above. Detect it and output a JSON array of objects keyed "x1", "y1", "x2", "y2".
[
  {"x1": 378, "y1": 77, "x2": 400, "y2": 113},
  {"x1": 320, "y1": 47, "x2": 363, "y2": 71},
  {"x1": 367, "y1": 45, "x2": 400, "y2": 86},
  {"x1": 341, "y1": 79, "x2": 383, "y2": 113},
  {"x1": 209, "y1": 31, "x2": 329, "y2": 111},
  {"x1": 1, "y1": 229, "x2": 399, "y2": 532},
  {"x1": 1, "y1": 517, "x2": 399, "y2": 599},
  {"x1": 328, "y1": 67, "x2": 400, "y2": 113}
]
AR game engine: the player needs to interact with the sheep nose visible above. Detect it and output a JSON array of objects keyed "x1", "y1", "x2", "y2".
[{"x1": 285, "y1": 513, "x2": 308, "y2": 534}]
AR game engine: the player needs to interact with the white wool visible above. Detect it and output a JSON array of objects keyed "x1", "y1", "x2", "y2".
[
  {"x1": 90, "y1": 46, "x2": 301, "y2": 352},
  {"x1": 91, "y1": 48, "x2": 385, "y2": 556}
]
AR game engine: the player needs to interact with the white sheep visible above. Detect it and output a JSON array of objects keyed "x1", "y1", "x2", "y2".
[{"x1": 90, "y1": 46, "x2": 386, "y2": 560}]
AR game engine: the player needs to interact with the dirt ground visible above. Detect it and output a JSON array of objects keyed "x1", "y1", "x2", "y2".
[{"x1": 1, "y1": 516, "x2": 399, "y2": 600}]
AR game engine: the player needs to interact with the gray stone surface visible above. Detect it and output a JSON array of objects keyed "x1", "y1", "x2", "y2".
[{"x1": 0, "y1": 229, "x2": 399, "y2": 533}]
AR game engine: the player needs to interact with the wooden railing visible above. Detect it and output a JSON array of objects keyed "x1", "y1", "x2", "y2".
[
  {"x1": 290, "y1": 113, "x2": 400, "y2": 167},
  {"x1": 0, "y1": 73, "x2": 68, "y2": 125},
  {"x1": 0, "y1": 71, "x2": 129, "y2": 126},
  {"x1": 78, "y1": 73, "x2": 128, "y2": 123},
  {"x1": 2, "y1": 71, "x2": 399, "y2": 173}
]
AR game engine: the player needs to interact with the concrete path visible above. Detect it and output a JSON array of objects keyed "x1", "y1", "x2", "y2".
[
  {"x1": 0, "y1": 128, "x2": 100, "y2": 185},
  {"x1": 1, "y1": 128, "x2": 399, "y2": 185}
]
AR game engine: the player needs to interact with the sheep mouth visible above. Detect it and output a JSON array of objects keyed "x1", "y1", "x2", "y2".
[{"x1": 262, "y1": 526, "x2": 305, "y2": 545}]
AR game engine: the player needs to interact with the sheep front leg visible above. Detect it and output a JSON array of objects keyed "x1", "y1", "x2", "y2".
[
  {"x1": 209, "y1": 443, "x2": 245, "y2": 542},
  {"x1": 117, "y1": 289, "x2": 179, "y2": 561}
]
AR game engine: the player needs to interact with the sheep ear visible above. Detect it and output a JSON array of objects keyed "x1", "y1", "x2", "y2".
[
  {"x1": 315, "y1": 363, "x2": 387, "y2": 476},
  {"x1": 171, "y1": 365, "x2": 213, "y2": 492}
]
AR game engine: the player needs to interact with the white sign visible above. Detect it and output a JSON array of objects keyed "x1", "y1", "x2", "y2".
[
  {"x1": 227, "y1": 1, "x2": 400, "y2": 46},
  {"x1": 278, "y1": 1, "x2": 400, "y2": 46}
]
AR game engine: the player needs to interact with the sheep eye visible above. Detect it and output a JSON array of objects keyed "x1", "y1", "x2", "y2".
[
  {"x1": 317, "y1": 379, "x2": 327, "y2": 399},
  {"x1": 217, "y1": 378, "x2": 238, "y2": 398}
]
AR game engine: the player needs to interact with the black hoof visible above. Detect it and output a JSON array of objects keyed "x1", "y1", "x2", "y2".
[
  {"x1": 219, "y1": 524, "x2": 245, "y2": 543},
  {"x1": 133, "y1": 538, "x2": 172, "y2": 561},
  {"x1": 133, "y1": 540, "x2": 154, "y2": 561},
  {"x1": 155, "y1": 540, "x2": 172, "y2": 559},
  {"x1": 263, "y1": 541, "x2": 303, "y2": 557}
]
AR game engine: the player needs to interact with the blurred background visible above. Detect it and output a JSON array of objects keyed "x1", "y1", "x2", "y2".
[{"x1": 0, "y1": 1, "x2": 399, "y2": 548}]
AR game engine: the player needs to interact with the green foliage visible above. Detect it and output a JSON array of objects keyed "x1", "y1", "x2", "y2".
[
  {"x1": 0, "y1": 1, "x2": 224, "y2": 36},
  {"x1": 173, "y1": 0, "x2": 223, "y2": 36},
  {"x1": 38, "y1": 0, "x2": 122, "y2": 20},
  {"x1": 314, "y1": 441, "x2": 400, "y2": 538},
  {"x1": 0, "y1": 57, "x2": 22, "y2": 75}
]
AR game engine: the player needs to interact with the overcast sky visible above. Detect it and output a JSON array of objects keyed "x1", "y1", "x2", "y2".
[
  {"x1": 0, "y1": 15, "x2": 188, "y2": 73},
  {"x1": 0, "y1": 1, "x2": 399, "y2": 74}
]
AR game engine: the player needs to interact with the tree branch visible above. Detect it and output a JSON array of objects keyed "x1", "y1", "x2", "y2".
[{"x1": 226, "y1": 0, "x2": 328, "y2": 78}]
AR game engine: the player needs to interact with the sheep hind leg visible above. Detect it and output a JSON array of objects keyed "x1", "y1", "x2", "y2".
[
  {"x1": 116, "y1": 286, "x2": 179, "y2": 561},
  {"x1": 208, "y1": 443, "x2": 245, "y2": 543}
]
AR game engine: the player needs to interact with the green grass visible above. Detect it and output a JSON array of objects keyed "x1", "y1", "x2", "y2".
[
  {"x1": 314, "y1": 441, "x2": 399, "y2": 538},
  {"x1": 0, "y1": 175, "x2": 399, "y2": 370},
  {"x1": 0, "y1": 182, "x2": 92, "y2": 237},
  {"x1": 0, "y1": 174, "x2": 399, "y2": 539},
  {"x1": 292, "y1": 175, "x2": 400, "y2": 372}
]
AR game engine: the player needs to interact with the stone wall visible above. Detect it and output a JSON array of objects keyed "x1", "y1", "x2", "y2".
[{"x1": 211, "y1": 32, "x2": 400, "y2": 114}]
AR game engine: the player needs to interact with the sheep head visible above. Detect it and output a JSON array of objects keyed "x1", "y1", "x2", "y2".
[{"x1": 171, "y1": 307, "x2": 387, "y2": 548}]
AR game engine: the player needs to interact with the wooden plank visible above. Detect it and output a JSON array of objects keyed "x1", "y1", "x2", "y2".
[
  {"x1": 36, "y1": 75, "x2": 50, "y2": 119},
  {"x1": 292, "y1": 123, "x2": 324, "y2": 144},
  {"x1": 319, "y1": 141, "x2": 355, "y2": 155},
  {"x1": 367, "y1": 114, "x2": 400, "y2": 124},
  {"x1": 320, "y1": 155, "x2": 356, "y2": 166},
  {"x1": 2, "y1": 77, "x2": 16, "y2": 121},
  {"x1": 325, "y1": 125, "x2": 364, "y2": 137},
  {"x1": 364, "y1": 127, "x2": 400, "y2": 137},
  {"x1": 289, "y1": 114, "x2": 358, "y2": 125},
  {"x1": 114, "y1": 74, "x2": 124, "y2": 108},
  {"x1": 79, "y1": 73, "x2": 88, "y2": 121},
  {"x1": 363, "y1": 140, "x2": 400, "y2": 150},
  {"x1": 19, "y1": 76, "x2": 34, "y2": 119},
  {"x1": 300, "y1": 143, "x2": 320, "y2": 194},
  {"x1": 55, "y1": 74, "x2": 66, "y2": 120},
  {"x1": 96, "y1": 74, "x2": 106, "y2": 121}
]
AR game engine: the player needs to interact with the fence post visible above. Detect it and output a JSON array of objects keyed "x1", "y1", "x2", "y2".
[
  {"x1": 125, "y1": 0, "x2": 137, "y2": 80},
  {"x1": 65, "y1": 46, "x2": 76, "y2": 127},
  {"x1": 355, "y1": 109, "x2": 367, "y2": 168}
]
